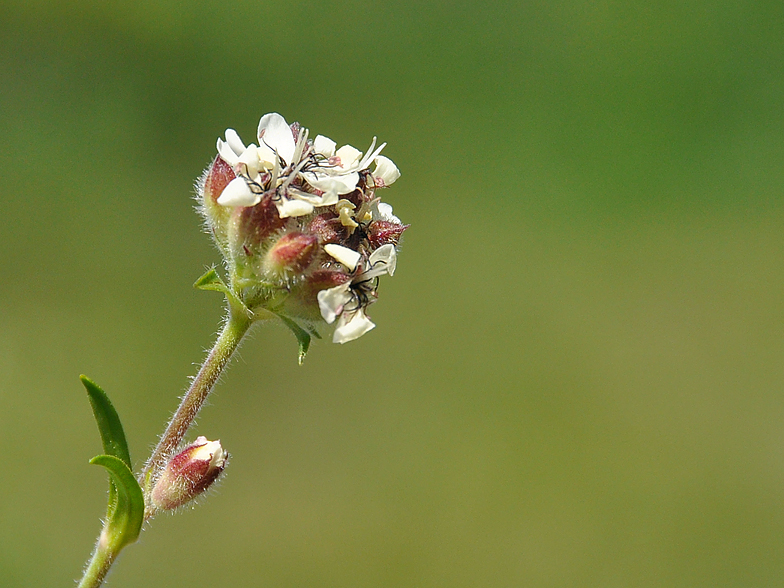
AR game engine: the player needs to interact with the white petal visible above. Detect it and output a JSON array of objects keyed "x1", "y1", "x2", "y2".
[
  {"x1": 303, "y1": 171, "x2": 359, "y2": 197},
  {"x1": 372, "y1": 201, "x2": 401, "y2": 224},
  {"x1": 324, "y1": 244, "x2": 361, "y2": 271},
  {"x1": 367, "y1": 244, "x2": 397, "y2": 277},
  {"x1": 333, "y1": 310, "x2": 375, "y2": 344},
  {"x1": 237, "y1": 145, "x2": 264, "y2": 176},
  {"x1": 275, "y1": 197, "x2": 314, "y2": 218},
  {"x1": 225, "y1": 129, "x2": 246, "y2": 155},
  {"x1": 217, "y1": 177, "x2": 260, "y2": 207},
  {"x1": 373, "y1": 155, "x2": 400, "y2": 186},
  {"x1": 313, "y1": 135, "x2": 336, "y2": 157},
  {"x1": 288, "y1": 188, "x2": 339, "y2": 207},
  {"x1": 217, "y1": 138, "x2": 240, "y2": 166},
  {"x1": 317, "y1": 283, "x2": 352, "y2": 324},
  {"x1": 257, "y1": 113, "x2": 295, "y2": 165},
  {"x1": 335, "y1": 145, "x2": 363, "y2": 169},
  {"x1": 254, "y1": 143, "x2": 277, "y2": 169}
]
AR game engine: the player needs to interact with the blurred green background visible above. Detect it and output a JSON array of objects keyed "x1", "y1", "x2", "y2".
[{"x1": 2, "y1": 1, "x2": 784, "y2": 586}]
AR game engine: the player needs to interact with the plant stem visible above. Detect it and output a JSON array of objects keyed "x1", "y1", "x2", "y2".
[
  {"x1": 77, "y1": 306, "x2": 254, "y2": 588},
  {"x1": 77, "y1": 531, "x2": 116, "y2": 588},
  {"x1": 141, "y1": 308, "x2": 253, "y2": 493}
]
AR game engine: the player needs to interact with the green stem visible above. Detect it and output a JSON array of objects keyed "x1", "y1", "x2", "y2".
[
  {"x1": 141, "y1": 308, "x2": 253, "y2": 493},
  {"x1": 77, "y1": 530, "x2": 117, "y2": 588},
  {"x1": 77, "y1": 305, "x2": 254, "y2": 588}
]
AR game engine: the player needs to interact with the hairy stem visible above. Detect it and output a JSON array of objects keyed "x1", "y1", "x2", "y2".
[
  {"x1": 141, "y1": 308, "x2": 253, "y2": 494},
  {"x1": 77, "y1": 530, "x2": 117, "y2": 588}
]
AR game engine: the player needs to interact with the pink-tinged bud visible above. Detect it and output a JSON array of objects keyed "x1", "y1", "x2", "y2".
[
  {"x1": 262, "y1": 232, "x2": 318, "y2": 279},
  {"x1": 228, "y1": 194, "x2": 286, "y2": 257},
  {"x1": 199, "y1": 157, "x2": 237, "y2": 251},
  {"x1": 367, "y1": 221, "x2": 409, "y2": 248},
  {"x1": 203, "y1": 157, "x2": 236, "y2": 205},
  {"x1": 150, "y1": 437, "x2": 227, "y2": 512}
]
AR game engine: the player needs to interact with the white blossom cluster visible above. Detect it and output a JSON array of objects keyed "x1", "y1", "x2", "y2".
[{"x1": 203, "y1": 113, "x2": 406, "y2": 344}]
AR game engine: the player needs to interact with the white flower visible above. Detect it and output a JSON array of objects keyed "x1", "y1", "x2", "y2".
[
  {"x1": 214, "y1": 114, "x2": 399, "y2": 222},
  {"x1": 317, "y1": 244, "x2": 397, "y2": 344},
  {"x1": 300, "y1": 136, "x2": 387, "y2": 202},
  {"x1": 371, "y1": 201, "x2": 400, "y2": 224},
  {"x1": 372, "y1": 155, "x2": 400, "y2": 187}
]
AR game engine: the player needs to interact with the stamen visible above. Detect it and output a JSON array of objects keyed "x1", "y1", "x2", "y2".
[
  {"x1": 358, "y1": 138, "x2": 386, "y2": 171},
  {"x1": 292, "y1": 127, "x2": 309, "y2": 165}
]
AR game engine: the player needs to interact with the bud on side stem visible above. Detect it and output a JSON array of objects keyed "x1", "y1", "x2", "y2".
[{"x1": 150, "y1": 437, "x2": 227, "y2": 512}]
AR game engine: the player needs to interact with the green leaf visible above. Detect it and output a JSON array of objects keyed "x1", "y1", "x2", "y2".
[
  {"x1": 274, "y1": 313, "x2": 312, "y2": 365},
  {"x1": 194, "y1": 267, "x2": 228, "y2": 294},
  {"x1": 81, "y1": 376, "x2": 132, "y2": 469},
  {"x1": 194, "y1": 267, "x2": 249, "y2": 316},
  {"x1": 90, "y1": 455, "x2": 144, "y2": 551}
]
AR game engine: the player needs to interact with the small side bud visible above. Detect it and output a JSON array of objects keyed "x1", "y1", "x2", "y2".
[
  {"x1": 367, "y1": 220, "x2": 409, "y2": 248},
  {"x1": 150, "y1": 437, "x2": 227, "y2": 512},
  {"x1": 262, "y1": 232, "x2": 318, "y2": 279},
  {"x1": 198, "y1": 157, "x2": 237, "y2": 251}
]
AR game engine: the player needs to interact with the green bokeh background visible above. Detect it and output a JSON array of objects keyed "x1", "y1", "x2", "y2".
[{"x1": 2, "y1": 1, "x2": 784, "y2": 586}]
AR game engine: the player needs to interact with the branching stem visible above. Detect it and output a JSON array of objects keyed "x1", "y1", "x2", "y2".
[{"x1": 140, "y1": 307, "x2": 253, "y2": 494}]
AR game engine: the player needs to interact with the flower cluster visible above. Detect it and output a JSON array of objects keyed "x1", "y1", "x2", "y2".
[{"x1": 198, "y1": 113, "x2": 407, "y2": 344}]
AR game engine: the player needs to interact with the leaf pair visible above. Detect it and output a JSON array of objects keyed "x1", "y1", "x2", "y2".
[{"x1": 82, "y1": 376, "x2": 143, "y2": 551}]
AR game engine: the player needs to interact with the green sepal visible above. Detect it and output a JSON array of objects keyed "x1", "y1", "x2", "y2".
[
  {"x1": 81, "y1": 376, "x2": 132, "y2": 469},
  {"x1": 194, "y1": 267, "x2": 228, "y2": 293},
  {"x1": 90, "y1": 455, "x2": 144, "y2": 551},
  {"x1": 194, "y1": 267, "x2": 249, "y2": 316},
  {"x1": 274, "y1": 313, "x2": 312, "y2": 365}
]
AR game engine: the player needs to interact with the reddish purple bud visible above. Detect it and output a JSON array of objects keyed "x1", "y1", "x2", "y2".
[
  {"x1": 150, "y1": 437, "x2": 227, "y2": 512},
  {"x1": 203, "y1": 157, "x2": 236, "y2": 205},
  {"x1": 307, "y1": 213, "x2": 343, "y2": 244},
  {"x1": 367, "y1": 221, "x2": 409, "y2": 248},
  {"x1": 262, "y1": 232, "x2": 319, "y2": 278},
  {"x1": 230, "y1": 194, "x2": 286, "y2": 254}
]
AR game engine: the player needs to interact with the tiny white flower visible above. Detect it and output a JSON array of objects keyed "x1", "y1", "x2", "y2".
[
  {"x1": 317, "y1": 245, "x2": 397, "y2": 343},
  {"x1": 373, "y1": 155, "x2": 400, "y2": 187}
]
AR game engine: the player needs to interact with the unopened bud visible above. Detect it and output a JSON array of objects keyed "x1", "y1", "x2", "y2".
[
  {"x1": 228, "y1": 193, "x2": 286, "y2": 258},
  {"x1": 150, "y1": 437, "x2": 227, "y2": 512},
  {"x1": 198, "y1": 157, "x2": 236, "y2": 251},
  {"x1": 262, "y1": 232, "x2": 318, "y2": 279},
  {"x1": 367, "y1": 220, "x2": 409, "y2": 249}
]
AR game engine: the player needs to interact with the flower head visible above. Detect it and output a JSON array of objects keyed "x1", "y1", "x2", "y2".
[{"x1": 197, "y1": 113, "x2": 407, "y2": 347}]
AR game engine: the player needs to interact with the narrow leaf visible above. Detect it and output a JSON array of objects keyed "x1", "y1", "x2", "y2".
[
  {"x1": 194, "y1": 267, "x2": 228, "y2": 293},
  {"x1": 194, "y1": 267, "x2": 249, "y2": 315},
  {"x1": 90, "y1": 455, "x2": 144, "y2": 551},
  {"x1": 275, "y1": 313, "x2": 312, "y2": 365},
  {"x1": 81, "y1": 375, "x2": 132, "y2": 469}
]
